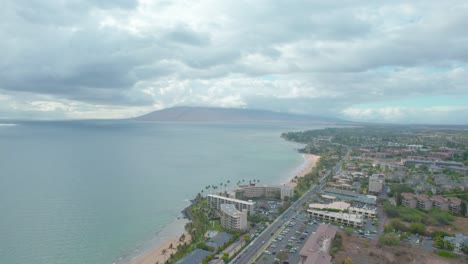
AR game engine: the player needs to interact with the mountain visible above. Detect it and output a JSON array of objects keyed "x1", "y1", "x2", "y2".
[{"x1": 134, "y1": 106, "x2": 348, "y2": 123}]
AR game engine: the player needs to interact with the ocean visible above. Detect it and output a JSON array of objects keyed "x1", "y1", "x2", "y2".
[{"x1": 0, "y1": 120, "x2": 329, "y2": 264}]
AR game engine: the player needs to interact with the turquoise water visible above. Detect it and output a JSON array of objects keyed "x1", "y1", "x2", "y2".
[{"x1": 0, "y1": 120, "x2": 328, "y2": 264}]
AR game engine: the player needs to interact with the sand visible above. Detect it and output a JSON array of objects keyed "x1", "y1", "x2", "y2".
[
  {"x1": 130, "y1": 232, "x2": 191, "y2": 264},
  {"x1": 285, "y1": 153, "x2": 320, "y2": 187}
]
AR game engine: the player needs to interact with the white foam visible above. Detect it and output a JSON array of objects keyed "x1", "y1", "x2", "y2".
[{"x1": 0, "y1": 123, "x2": 17, "y2": 127}]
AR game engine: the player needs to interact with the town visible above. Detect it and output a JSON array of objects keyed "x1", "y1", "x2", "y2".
[{"x1": 165, "y1": 125, "x2": 468, "y2": 264}]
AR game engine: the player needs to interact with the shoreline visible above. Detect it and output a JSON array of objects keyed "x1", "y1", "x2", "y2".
[
  {"x1": 127, "y1": 153, "x2": 320, "y2": 264},
  {"x1": 284, "y1": 153, "x2": 320, "y2": 187}
]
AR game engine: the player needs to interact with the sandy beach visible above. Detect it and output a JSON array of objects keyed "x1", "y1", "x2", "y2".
[
  {"x1": 285, "y1": 153, "x2": 320, "y2": 187},
  {"x1": 130, "y1": 232, "x2": 191, "y2": 264}
]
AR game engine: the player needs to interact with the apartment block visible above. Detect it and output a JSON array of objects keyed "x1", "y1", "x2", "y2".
[
  {"x1": 220, "y1": 204, "x2": 248, "y2": 231},
  {"x1": 207, "y1": 194, "x2": 255, "y2": 214}
]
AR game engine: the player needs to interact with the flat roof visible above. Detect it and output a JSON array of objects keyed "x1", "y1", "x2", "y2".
[
  {"x1": 299, "y1": 224, "x2": 337, "y2": 263},
  {"x1": 309, "y1": 201, "x2": 350, "y2": 211},
  {"x1": 221, "y1": 203, "x2": 241, "y2": 217},
  {"x1": 207, "y1": 194, "x2": 255, "y2": 205},
  {"x1": 308, "y1": 210, "x2": 363, "y2": 223}
]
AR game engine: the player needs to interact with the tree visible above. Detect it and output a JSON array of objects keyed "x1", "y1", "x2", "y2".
[
  {"x1": 244, "y1": 234, "x2": 250, "y2": 242},
  {"x1": 378, "y1": 233, "x2": 400, "y2": 246},
  {"x1": 463, "y1": 243, "x2": 468, "y2": 254},
  {"x1": 409, "y1": 222, "x2": 426, "y2": 235},
  {"x1": 461, "y1": 201, "x2": 467, "y2": 216},
  {"x1": 222, "y1": 253, "x2": 229, "y2": 263}
]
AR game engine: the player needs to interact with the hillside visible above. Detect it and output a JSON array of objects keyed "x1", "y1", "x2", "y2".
[{"x1": 134, "y1": 106, "x2": 347, "y2": 123}]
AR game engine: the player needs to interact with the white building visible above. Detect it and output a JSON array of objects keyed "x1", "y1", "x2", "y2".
[
  {"x1": 235, "y1": 185, "x2": 294, "y2": 200},
  {"x1": 220, "y1": 204, "x2": 248, "y2": 231},
  {"x1": 207, "y1": 194, "x2": 255, "y2": 214},
  {"x1": 368, "y1": 174, "x2": 385, "y2": 193},
  {"x1": 307, "y1": 209, "x2": 364, "y2": 228}
]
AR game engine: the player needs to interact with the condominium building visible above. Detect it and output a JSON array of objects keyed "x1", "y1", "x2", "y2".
[
  {"x1": 368, "y1": 174, "x2": 385, "y2": 193},
  {"x1": 235, "y1": 185, "x2": 294, "y2": 200},
  {"x1": 299, "y1": 224, "x2": 337, "y2": 264},
  {"x1": 307, "y1": 209, "x2": 364, "y2": 228},
  {"x1": 401, "y1": 193, "x2": 464, "y2": 215},
  {"x1": 448, "y1": 197, "x2": 462, "y2": 215},
  {"x1": 401, "y1": 192, "x2": 417, "y2": 208},
  {"x1": 207, "y1": 194, "x2": 255, "y2": 214},
  {"x1": 431, "y1": 195, "x2": 449, "y2": 211},
  {"x1": 220, "y1": 204, "x2": 248, "y2": 231},
  {"x1": 416, "y1": 194, "x2": 432, "y2": 210},
  {"x1": 348, "y1": 206, "x2": 377, "y2": 218}
]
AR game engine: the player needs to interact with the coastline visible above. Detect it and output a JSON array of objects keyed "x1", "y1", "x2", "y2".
[
  {"x1": 127, "y1": 153, "x2": 320, "y2": 264},
  {"x1": 284, "y1": 153, "x2": 320, "y2": 187}
]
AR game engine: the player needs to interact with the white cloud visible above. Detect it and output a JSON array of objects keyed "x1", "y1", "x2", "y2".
[{"x1": 0, "y1": 0, "x2": 468, "y2": 123}]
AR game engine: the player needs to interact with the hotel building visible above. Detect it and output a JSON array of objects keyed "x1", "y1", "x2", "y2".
[
  {"x1": 207, "y1": 194, "x2": 255, "y2": 214},
  {"x1": 220, "y1": 204, "x2": 248, "y2": 231}
]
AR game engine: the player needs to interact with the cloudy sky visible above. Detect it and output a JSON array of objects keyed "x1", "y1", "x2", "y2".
[{"x1": 1, "y1": 0, "x2": 467, "y2": 124}]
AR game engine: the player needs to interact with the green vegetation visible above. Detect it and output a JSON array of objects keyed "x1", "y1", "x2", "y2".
[
  {"x1": 436, "y1": 251, "x2": 455, "y2": 258},
  {"x1": 383, "y1": 202, "x2": 454, "y2": 227},
  {"x1": 330, "y1": 233, "x2": 343, "y2": 256},
  {"x1": 378, "y1": 233, "x2": 401, "y2": 246},
  {"x1": 433, "y1": 237, "x2": 454, "y2": 251}
]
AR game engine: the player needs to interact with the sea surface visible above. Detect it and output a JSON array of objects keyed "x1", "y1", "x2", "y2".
[{"x1": 0, "y1": 120, "x2": 331, "y2": 264}]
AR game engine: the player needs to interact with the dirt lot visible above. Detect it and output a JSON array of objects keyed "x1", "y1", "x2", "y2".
[
  {"x1": 426, "y1": 217, "x2": 468, "y2": 234},
  {"x1": 333, "y1": 233, "x2": 466, "y2": 264}
]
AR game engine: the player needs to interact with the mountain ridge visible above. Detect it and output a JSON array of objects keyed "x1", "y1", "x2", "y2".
[{"x1": 134, "y1": 106, "x2": 349, "y2": 124}]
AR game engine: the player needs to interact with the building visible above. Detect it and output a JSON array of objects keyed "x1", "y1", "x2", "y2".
[
  {"x1": 207, "y1": 194, "x2": 255, "y2": 214},
  {"x1": 321, "y1": 195, "x2": 337, "y2": 202},
  {"x1": 299, "y1": 224, "x2": 337, "y2": 264},
  {"x1": 401, "y1": 192, "x2": 417, "y2": 208},
  {"x1": 235, "y1": 185, "x2": 293, "y2": 200},
  {"x1": 307, "y1": 209, "x2": 364, "y2": 228},
  {"x1": 323, "y1": 188, "x2": 377, "y2": 204},
  {"x1": 443, "y1": 233, "x2": 468, "y2": 252},
  {"x1": 431, "y1": 195, "x2": 449, "y2": 211},
  {"x1": 309, "y1": 201, "x2": 350, "y2": 211},
  {"x1": 175, "y1": 249, "x2": 211, "y2": 264},
  {"x1": 348, "y1": 206, "x2": 377, "y2": 218},
  {"x1": 416, "y1": 194, "x2": 432, "y2": 210},
  {"x1": 448, "y1": 197, "x2": 462, "y2": 215},
  {"x1": 220, "y1": 204, "x2": 248, "y2": 231},
  {"x1": 368, "y1": 174, "x2": 385, "y2": 193}
]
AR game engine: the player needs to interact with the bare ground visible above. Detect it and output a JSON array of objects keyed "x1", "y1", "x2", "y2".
[{"x1": 333, "y1": 233, "x2": 465, "y2": 264}]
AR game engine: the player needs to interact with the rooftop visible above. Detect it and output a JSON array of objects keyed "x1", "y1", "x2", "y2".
[
  {"x1": 207, "y1": 194, "x2": 255, "y2": 205},
  {"x1": 220, "y1": 203, "x2": 242, "y2": 217}
]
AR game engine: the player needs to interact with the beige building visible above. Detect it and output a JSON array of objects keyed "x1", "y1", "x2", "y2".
[
  {"x1": 307, "y1": 209, "x2": 364, "y2": 228},
  {"x1": 431, "y1": 195, "x2": 449, "y2": 211},
  {"x1": 207, "y1": 194, "x2": 255, "y2": 214},
  {"x1": 368, "y1": 174, "x2": 385, "y2": 193},
  {"x1": 416, "y1": 194, "x2": 432, "y2": 210},
  {"x1": 220, "y1": 204, "x2": 248, "y2": 231},
  {"x1": 299, "y1": 224, "x2": 337, "y2": 264},
  {"x1": 401, "y1": 192, "x2": 417, "y2": 208}
]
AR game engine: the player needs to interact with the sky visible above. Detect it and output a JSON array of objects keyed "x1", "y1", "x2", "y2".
[{"x1": 1, "y1": 0, "x2": 467, "y2": 124}]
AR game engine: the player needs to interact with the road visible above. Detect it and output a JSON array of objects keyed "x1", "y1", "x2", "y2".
[{"x1": 231, "y1": 149, "x2": 350, "y2": 264}]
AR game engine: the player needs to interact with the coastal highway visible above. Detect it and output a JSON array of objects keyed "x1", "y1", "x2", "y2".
[{"x1": 231, "y1": 149, "x2": 349, "y2": 264}]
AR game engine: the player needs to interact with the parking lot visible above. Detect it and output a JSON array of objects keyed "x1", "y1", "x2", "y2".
[
  {"x1": 256, "y1": 211, "x2": 318, "y2": 264},
  {"x1": 255, "y1": 210, "x2": 380, "y2": 264}
]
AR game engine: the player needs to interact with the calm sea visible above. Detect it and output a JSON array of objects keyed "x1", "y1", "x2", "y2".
[{"x1": 0, "y1": 120, "x2": 329, "y2": 264}]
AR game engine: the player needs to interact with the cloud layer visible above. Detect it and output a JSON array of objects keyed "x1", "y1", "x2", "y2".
[{"x1": 1, "y1": 0, "x2": 467, "y2": 123}]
